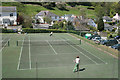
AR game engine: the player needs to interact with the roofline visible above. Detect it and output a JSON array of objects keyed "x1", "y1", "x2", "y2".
[{"x1": 0, "y1": 6, "x2": 16, "y2": 7}]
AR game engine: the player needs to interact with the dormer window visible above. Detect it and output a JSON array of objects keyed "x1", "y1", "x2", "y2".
[{"x1": 10, "y1": 13, "x2": 13, "y2": 17}]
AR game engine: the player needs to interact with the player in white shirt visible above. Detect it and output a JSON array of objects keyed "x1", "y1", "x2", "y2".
[
  {"x1": 49, "y1": 32, "x2": 53, "y2": 36},
  {"x1": 73, "y1": 56, "x2": 80, "y2": 72}
]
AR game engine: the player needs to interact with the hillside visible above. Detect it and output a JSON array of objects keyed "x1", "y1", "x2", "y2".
[{"x1": 2, "y1": 2, "x2": 96, "y2": 18}]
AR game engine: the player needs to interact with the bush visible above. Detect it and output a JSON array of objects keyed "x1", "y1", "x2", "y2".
[{"x1": 1, "y1": 28, "x2": 17, "y2": 33}]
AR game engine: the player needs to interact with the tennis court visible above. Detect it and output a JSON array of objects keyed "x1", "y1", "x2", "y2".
[{"x1": 2, "y1": 33, "x2": 118, "y2": 78}]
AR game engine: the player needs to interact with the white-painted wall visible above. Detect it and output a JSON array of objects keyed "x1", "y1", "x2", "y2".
[{"x1": 0, "y1": 12, "x2": 17, "y2": 25}]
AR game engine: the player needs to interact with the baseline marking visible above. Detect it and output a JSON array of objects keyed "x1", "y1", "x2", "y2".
[{"x1": 18, "y1": 63, "x2": 107, "y2": 70}]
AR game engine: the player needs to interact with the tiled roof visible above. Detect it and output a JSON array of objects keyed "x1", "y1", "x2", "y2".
[
  {"x1": 36, "y1": 11, "x2": 58, "y2": 17},
  {"x1": 0, "y1": 6, "x2": 16, "y2": 12}
]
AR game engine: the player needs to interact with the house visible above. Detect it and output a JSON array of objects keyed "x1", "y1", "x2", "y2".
[
  {"x1": 33, "y1": 24, "x2": 49, "y2": 29},
  {"x1": 35, "y1": 11, "x2": 59, "y2": 25},
  {"x1": 103, "y1": 16, "x2": 113, "y2": 22},
  {"x1": 104, "y1": 23, "x2": 113, "y2": 31},
  {"x1": 0, "y1": 6, "x2": 17, "y2": 26},
  {"x1": 113, "y1": 13, "x2": 120, "y2": 21},
  {"x1": 61, "y1": 14, "x2": 76, "y2": 22},
  {"x1": 87, "y1": 19, "x2": 97, "y2": 28},
  {"x1": 72, "y1": 17, "x2": 90, "y2": 31}
]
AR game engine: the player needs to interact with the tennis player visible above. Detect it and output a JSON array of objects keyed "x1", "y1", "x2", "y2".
[
  {"x1": 73, "y1": 56, "x2": 80, "y2": 72},
  {"x1": 50, "y1": 32, "x2": 53, "y2": 36}
]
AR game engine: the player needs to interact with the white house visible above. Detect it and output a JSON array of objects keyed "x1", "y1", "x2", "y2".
[
  {"x1": 103, "y1": 16, "x2": 113, "y2": 22},
  {"x1": 35, "y1": 11, "x2": 59, "y2": 25},
  {"x1": 61, "y1": 14, "x2": 76, "y2": 22},
  {"x1": 87, "y1": 19, "x2": 97, "y2": 28},
  {"x1": 113, "y1": 13, "x2": 120, "y2": 20},
  {"x1": 0, "y1": 6, "x2": 17, "y2": 26}
]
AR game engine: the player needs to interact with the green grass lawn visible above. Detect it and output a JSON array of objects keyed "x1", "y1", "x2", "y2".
[{"x1": 2, "y1": 2, "x2": 96, "y2": 18}]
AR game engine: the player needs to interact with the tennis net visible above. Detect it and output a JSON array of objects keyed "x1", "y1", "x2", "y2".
[
  {"x1": 16, "y1": 39, "x2": 81, "y2": 46},
  {"x1": 0, "y1": 40, "x2": 10, "y2": 47}
]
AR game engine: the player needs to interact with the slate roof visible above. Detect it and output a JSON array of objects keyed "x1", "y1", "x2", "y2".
[
  {"x1": 36, "y1": 11, "x2": 59, "y2": 17},
  {"x1": 103, "y1": 16, "x2": 112, "y2": 20},
  {"x1": 0, "y1": 6, "x2": 16, "y2": 12}
]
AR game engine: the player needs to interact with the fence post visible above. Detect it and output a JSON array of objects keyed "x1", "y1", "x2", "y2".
[
  {"x1": 17, "y1": 41, "x2": 18, "y2": 46},
  {"x1": 8, "y1": 41, "x2": 9, "y2": 46}
]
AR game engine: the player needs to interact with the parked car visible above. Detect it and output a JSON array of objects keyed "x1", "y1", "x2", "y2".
[
  {"x1": 92, "y1": 37, "x2": 101, "y2": 41},
  {"x1": 87, "y1": 35, "x2": 101, "y2": 40},
  {"x1": 100, "y1": 40, "x2": 108, "y2": 45},
  {"x1": 104, "y1": 39, "x2": 118, "y2": 46},
  {"x1": 111, "y1": 44, "x2": 120, "y2": 50},
  {"x1": 114, "y1": 36, "x2": 120, "y2": 39}
]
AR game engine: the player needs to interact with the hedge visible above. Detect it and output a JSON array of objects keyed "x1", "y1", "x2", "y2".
[
  {"x1": 1, "y1": 28, "x2": 17, "y2": 33},
  {"x1": 1, "y1": 28, "x2": 89, "y2": 36}
]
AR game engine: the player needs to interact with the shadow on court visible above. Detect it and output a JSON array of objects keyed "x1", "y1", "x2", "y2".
[{"x1": 74, "y1": 68, "x2": 85, "y2": 72}]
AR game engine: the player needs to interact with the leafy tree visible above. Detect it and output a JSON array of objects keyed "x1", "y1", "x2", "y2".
[
  {"x1": 41, "y1": 2, "x2": 55, "y2": 9},
  {"x1": 79, "y1": 8, "x2": 87, "y2": 18},
  {"x1": 16, "y1": 14, "x2": 24, "y2": 25},
  {"x1": 56, "y1": 2, "x2": 68, "y2": 11},
  {"x1": 22, "y1": 13, "x2": 32, "y2": 28},
  {"x1": 67, "y1": 21, "x2": 75, "y2": 30},
  {"x1": 118, "y1": 29, "x2": 120, "y2": 36},
  {"x1": 95, "y1": 5, "x2": 104, "y2": 20},
  {"x1": 97, "y1": 17, "x2": 104, "y2": 31},
  {"x1": 115, "y1": 2, "x2": 120, "y2": 14}
]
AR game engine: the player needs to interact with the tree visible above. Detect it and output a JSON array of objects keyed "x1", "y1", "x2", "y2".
[
  {"x1": 56, "y1": 2, "x2": 67, "y2": 11},
  {"x1": 79, "y1": 8, "x2": 87, "y2": 18},
  {"x1": 41, "y1": 2, "x2": 55, "y2": 9},
  {"x1": 43, "y1": 17, "x2": 52, "y2": 24},
  {"x1": 97, "y1": 17, "x2": 104, "y2": 31},
  {"x1": 16, "y1": 14, "x2": 24, "y2": 25},
  {"x1": 95, "y1": 5, "x2": 104, "y2": 20},
  {"x1": 118, "y1": 29, "x2": 120, "y2": 36},
  {"x1": 22, "y1": 14, "x2": 32, "y2": 28},
  {"x1": 67, "y1": 21, "x2": 75, "y2": 30}
]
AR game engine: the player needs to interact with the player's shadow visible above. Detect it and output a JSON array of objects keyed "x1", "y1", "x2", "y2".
[
  {"x1": 74, "y1": 68, "x2": 85, "y2": 72},
  {"x1": 79, "y1": 68, "x2": 85, "y2": 71}
]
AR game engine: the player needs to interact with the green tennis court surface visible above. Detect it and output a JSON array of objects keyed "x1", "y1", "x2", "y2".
[{"x1": 2, "y1": 33, "x2": 118, "y2": 78}]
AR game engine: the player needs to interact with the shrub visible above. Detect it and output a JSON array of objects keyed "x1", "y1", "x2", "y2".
[{"x1": 1, "y1": 28, "x2": 17, "y2": 33}]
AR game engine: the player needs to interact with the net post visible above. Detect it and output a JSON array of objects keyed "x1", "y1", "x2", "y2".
[
  {"x1": 8, "y1": 41, "x2": 9, "y2": 46},
  {"x1": 80, "y1": 39, "x2": 81, "y2": 44},
  {"x1": 17, "y1": 41, "x2": 18, "y2": 46}
]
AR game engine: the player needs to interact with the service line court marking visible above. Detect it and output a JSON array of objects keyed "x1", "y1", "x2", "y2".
[
  {"x1": 46, "y1": 40, "x2": 58, "y2": 55},
  {"x1": 17, "y1": 37, "x2": 25, "y2": 70}
]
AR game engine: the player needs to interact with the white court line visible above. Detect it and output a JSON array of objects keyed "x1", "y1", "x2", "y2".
[
  {"x1": 46, "y1": 40, "x2": 57, "y2": 55},
  {"x1": 18, "y1": 63, "x2": 107, "y2": 70},
  {"x1": 0, "y1": 38, "x2": 11, "y2": 52},
  {"x1": 31, "y1": 52, "x2": 80, "y2": 56},
  {"x1": 17, "y1": 37, "x2": 25, "y2": 70},
  {"x1": 61, "y1": 38, "x2": 98, "y2": 65},
  {"x1": 29, "y1": 36, "x2": 32, "y2": 69},
  {"x1": 77, "y1": 45, "x2": 108, "y2": 64}
]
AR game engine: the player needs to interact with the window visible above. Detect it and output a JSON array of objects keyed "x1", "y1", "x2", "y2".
[
  {"x1": 55, "y1": 16, "x2": 57, "y2": 19},
  {"x1": 10, "y1": 13, "x2": 13, "y2": 17}
]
